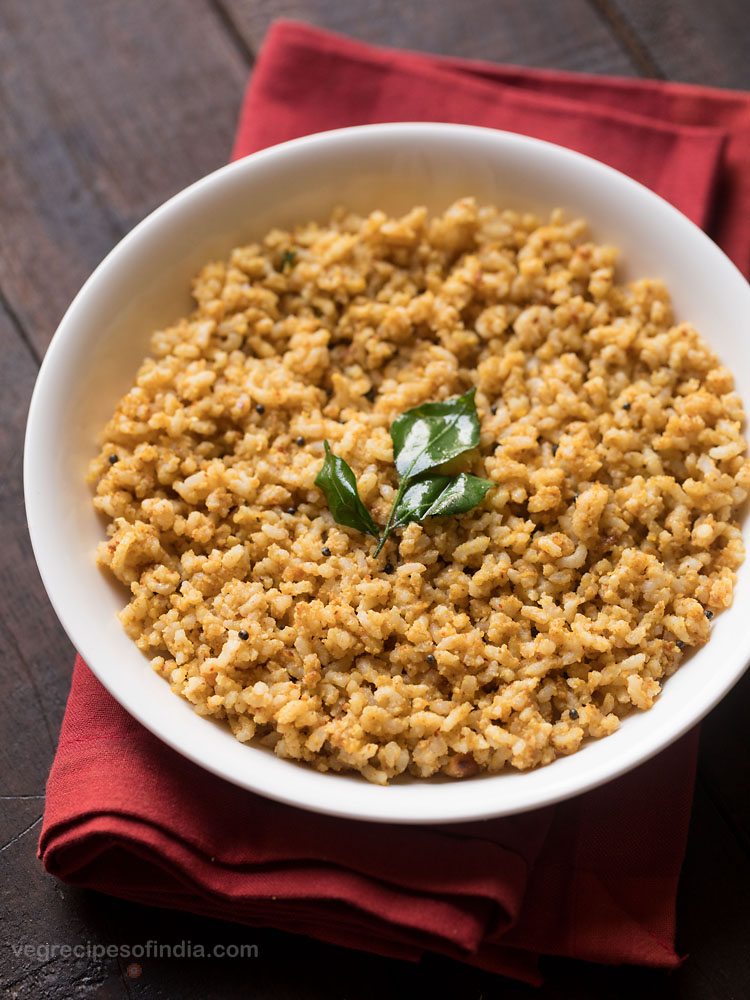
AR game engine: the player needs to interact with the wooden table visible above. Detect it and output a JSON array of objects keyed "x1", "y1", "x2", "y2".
[{"x1": 2, "y1": 3, "x2": 749, "y2": 997}]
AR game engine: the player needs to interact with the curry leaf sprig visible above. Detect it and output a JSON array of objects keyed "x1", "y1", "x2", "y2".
[
  {"x1": 315, "y1": 443, "x2": 380, "y2": 538},
  {"x1": 314, "y1": 388, "x2": 494, "y2": 557}
]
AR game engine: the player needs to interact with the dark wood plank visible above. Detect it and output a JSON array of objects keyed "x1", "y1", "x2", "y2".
[
  {"x1": 218, "y1": 0, "x2": 639, "y2": 74},
  {"x1": 0, "y1": 0, "x2": 249, "y2": 358},
  {"x1": 602, "y1": 0, "x2": 750, "y2": 89},
  {"x1": 0, "y1": 304, "x2": 73, "y2": 796},
  {"x1": 0, "y1": 870, "x2": 125, "y2": 998},
  {"x1": 696, "y1": 672, "x2": 750, "y2": 853},
  {"x1": 672, "y1": 779, "x2": 750, "y2": 998},
  {"x1": 0, "y1": 307, "x2": 121, "y2": 994}
]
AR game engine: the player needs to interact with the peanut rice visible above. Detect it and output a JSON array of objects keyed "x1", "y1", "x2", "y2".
[{"x1": 90, "y1": 198, "x2": 749, "y2": 784}]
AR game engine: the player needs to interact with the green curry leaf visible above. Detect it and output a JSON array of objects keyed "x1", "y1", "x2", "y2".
[
  {"x1": 389, "y1": 475, "x2": 453, "y2": 531},
  {"x1": 389, "y1": 388, "x2": 481, "y2": 481},
  {"x1": 314, "y1": 442, "x2": 379, "y2": 538},
  {"x1": 391, "y1": 473, "x2": 494, "y2": 531}
]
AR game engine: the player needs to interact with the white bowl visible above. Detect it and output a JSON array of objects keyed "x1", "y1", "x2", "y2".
[{"x1": 25, "y1": 123, "x2": 750, "y2": 824}]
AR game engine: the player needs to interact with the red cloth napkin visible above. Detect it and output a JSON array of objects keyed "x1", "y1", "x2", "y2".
[{"x1": 40, "y1": 20, "x2": 750, "y2": 984}]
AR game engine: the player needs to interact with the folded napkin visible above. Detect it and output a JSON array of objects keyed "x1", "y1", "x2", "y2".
[{"x1": 40, "y1": 20, "x2": 750, "y2": 984}]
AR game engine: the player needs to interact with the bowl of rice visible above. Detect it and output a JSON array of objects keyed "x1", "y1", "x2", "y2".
[{"x1": 25, "y1": 123, "x2": 750, "y2": 823}]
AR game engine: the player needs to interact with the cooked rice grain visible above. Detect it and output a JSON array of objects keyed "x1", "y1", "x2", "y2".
[{"x1": 90, "y1": 199, "x2": 749, "y2": 784}]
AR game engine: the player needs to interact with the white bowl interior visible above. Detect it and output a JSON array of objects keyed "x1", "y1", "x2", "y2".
[{"x1": 25, "y1": 124, "x2": 750, "y2": 823}]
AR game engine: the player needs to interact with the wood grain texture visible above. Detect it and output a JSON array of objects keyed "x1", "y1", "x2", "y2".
[
  {"x1": 0, "y1": 305, "x2": 73, "y2": 796},
  {"x1": 2, "y1": 1, "x2": 750, "y2": 998},
  {"x1": 604, "y1": 0, "x2": 750, "y2": 88},
  {"x1": 0, "y1": 0, "x2": 248, "y2": 358},
  {"x1": 218, "y1": 0, "x2": 639, "y2": 73},
  {"x1": 673, "y1": 782, "x2": 750, "y2": 999},
  {"x1": 697, "y1": 672, "x2": 750, "y2": 853}
]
